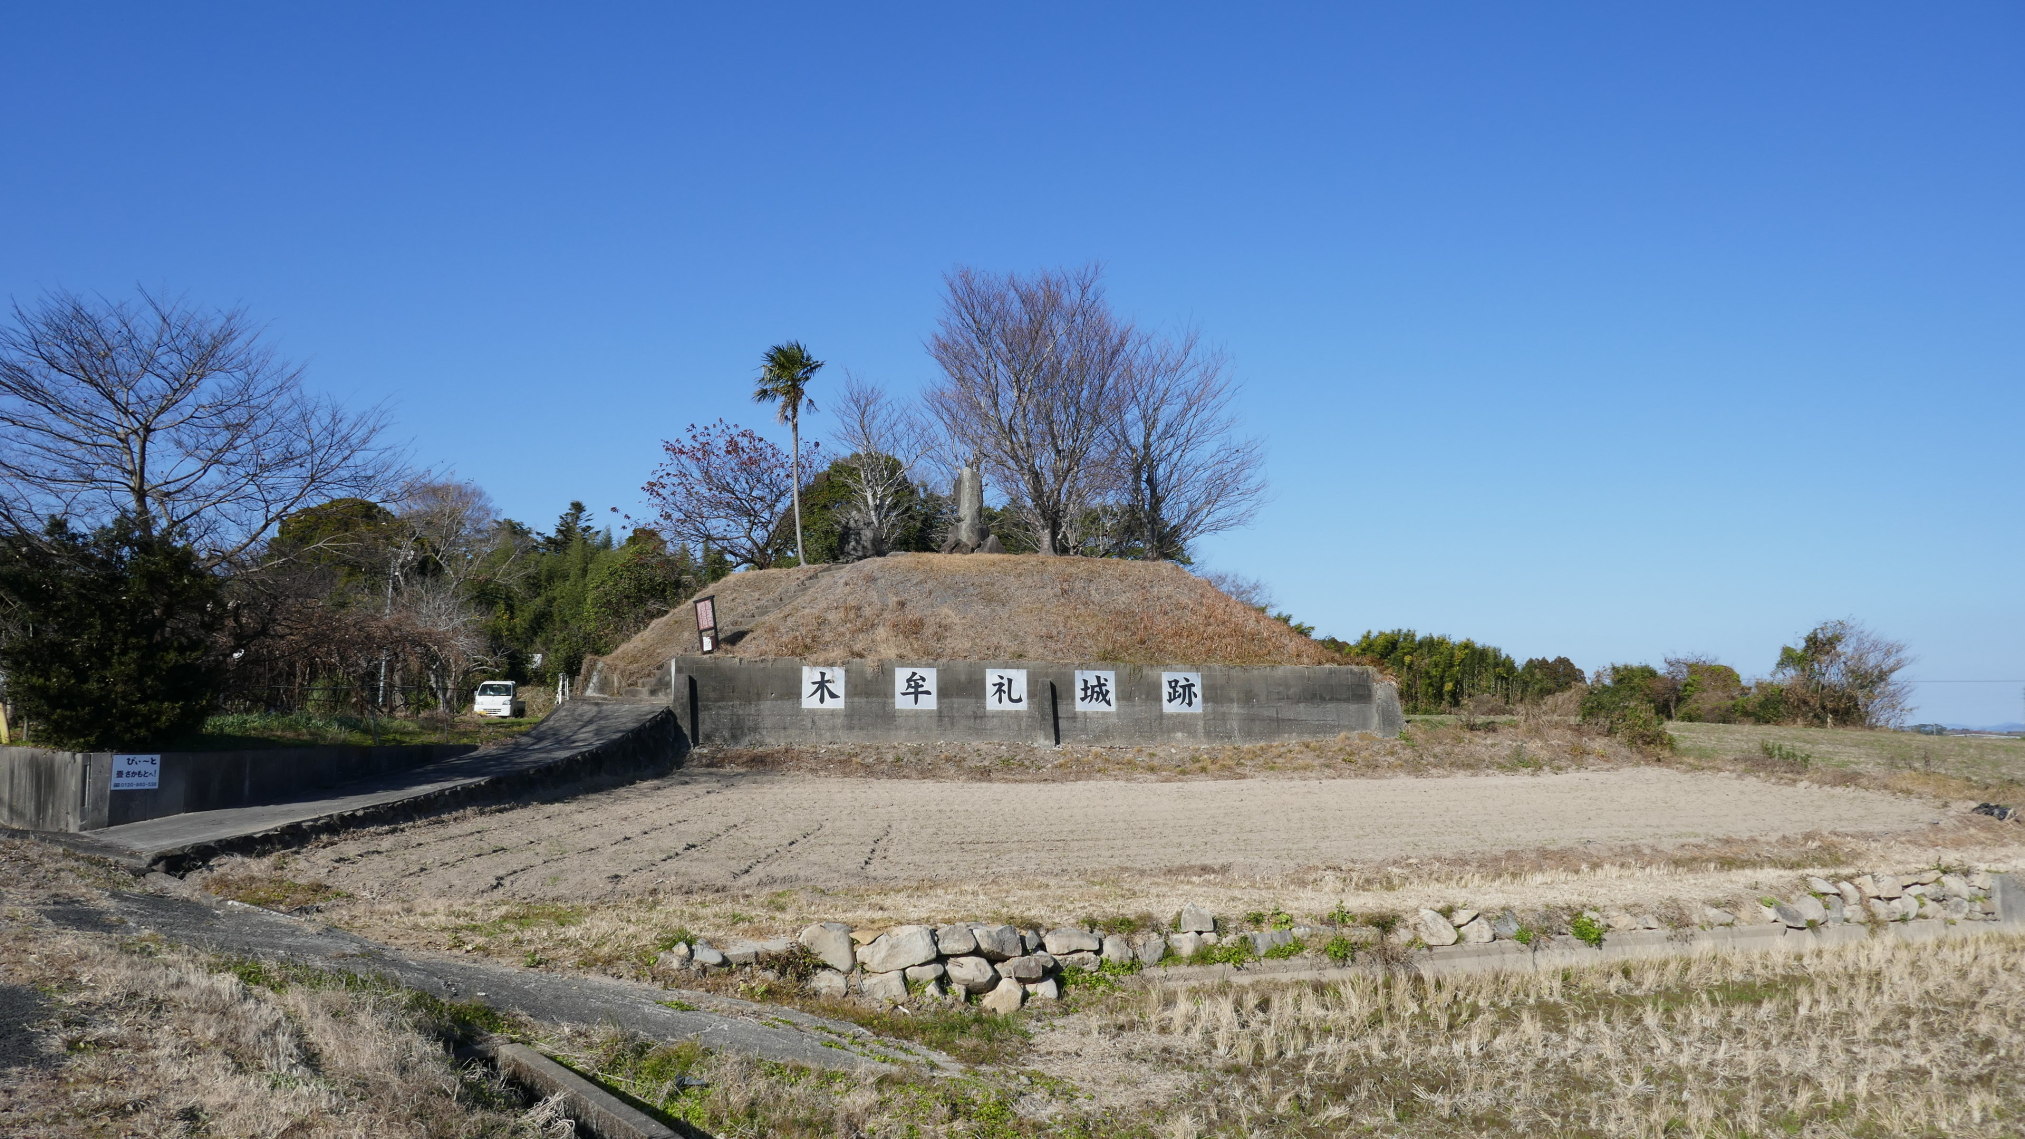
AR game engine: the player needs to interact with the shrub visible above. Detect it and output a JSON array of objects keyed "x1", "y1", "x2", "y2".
[
  {"x1": 1758, "y1": 740, "x2": 1812, "y2": 769},
  {"x1": 1580, "y1": 664, "x2": 1675, "y2": 751},
  {"x1": 1569, "y1": 913, "x2": 1607, "y2": 948}
]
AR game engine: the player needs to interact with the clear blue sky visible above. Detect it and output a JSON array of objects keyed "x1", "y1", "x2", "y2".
[{"x1": 4, "y1": 4, "x2": 2020, "y2": 724}]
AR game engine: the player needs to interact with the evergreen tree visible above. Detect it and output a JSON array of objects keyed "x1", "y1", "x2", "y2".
[
  {"x1": 0, "y1": 517, "x2": 224, "y2": 749},
  {"x1": 1337, "y1": 629, "x2": 1522, "y2": 714}
]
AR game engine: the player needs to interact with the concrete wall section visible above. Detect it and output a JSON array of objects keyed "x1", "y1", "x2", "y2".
[
  {"x1": 0, "y1": 743, "x2": 472, "y2": 832},
  {"x1": 104, "y1": 744, "x2": 474, "y2": 828},
  {"x1": 0, "y1": 746, "x2": 90, "y2": 831},
  {"x1": 669, "y1": 656, "x2": 1402, "y2": 747}
]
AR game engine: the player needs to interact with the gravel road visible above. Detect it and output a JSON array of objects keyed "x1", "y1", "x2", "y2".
[{"x1": 290, "y1": 768, "x2": 1942, "y2": 902}]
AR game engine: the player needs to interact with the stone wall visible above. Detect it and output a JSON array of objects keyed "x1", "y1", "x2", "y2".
[
  {"x1": 656, "y1": 655, "x2": 1403, "y2": 748},
  {"x1": 653, "y1": 868, "x2": 2020, "y2": 1013}
]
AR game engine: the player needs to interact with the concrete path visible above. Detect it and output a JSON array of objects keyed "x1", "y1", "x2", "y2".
[
  {"x1": 39, "y1": 885, "x2": 941, "y2": 1073},
  {"x1": 78, "y1": 699, "x2": 678, "y2": 871}
]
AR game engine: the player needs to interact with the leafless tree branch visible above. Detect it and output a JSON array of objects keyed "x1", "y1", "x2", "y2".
[
  {"x1": 1109, "y1": 328, "x2": 1267, "y2": 560},
  {"x1": 925, "y1": 264, "x2": 1132, "y2": 555},
  {"x1": 0, "y1": 288, "x2": 400, "y2": 567}
]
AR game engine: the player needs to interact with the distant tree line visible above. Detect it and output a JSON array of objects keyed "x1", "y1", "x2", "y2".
[
  {"x1": 1304, "y1": 621, "x2": 1911, "y2": 741},
  {"x1": 1325, "y1": 629, "x2": 1584, "y2": 715},
  {"x1": 0, "y1": 289, "x2": 707, "y2": 748},
  {"x1": 1578, "y1": 620, "x2": 1913, "y2": 747}
]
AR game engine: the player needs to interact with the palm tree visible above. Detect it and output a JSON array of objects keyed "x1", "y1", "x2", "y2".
[{"x1": 753, "y1": 340, "x2": 824, "y2": 565}]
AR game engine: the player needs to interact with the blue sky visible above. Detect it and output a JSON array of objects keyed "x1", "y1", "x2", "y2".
[{"x1": 4, "y1": 4, "x2": 2020, "y2": 723}]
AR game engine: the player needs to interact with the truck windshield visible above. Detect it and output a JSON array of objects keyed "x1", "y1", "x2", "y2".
[{"x1": 478, "y1": 683, "x2": 513, "y2": 696}]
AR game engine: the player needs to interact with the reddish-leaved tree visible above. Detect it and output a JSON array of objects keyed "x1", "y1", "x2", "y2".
[{"x1": 641, "y1": 420, "x2": 810, "y2": 569}]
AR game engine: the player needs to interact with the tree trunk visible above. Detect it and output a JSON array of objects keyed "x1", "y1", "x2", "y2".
[{"x1": 790, "y1": 411, "x2": 805, "y2": 565}]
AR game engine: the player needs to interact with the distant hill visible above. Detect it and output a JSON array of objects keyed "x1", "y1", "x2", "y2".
[
  {"x1": 593, "y1": 553, "x2": 1342, "y2": 689},
  {"x1": 1940, "y1": 721, "x2": 2025, "y2": 734}
]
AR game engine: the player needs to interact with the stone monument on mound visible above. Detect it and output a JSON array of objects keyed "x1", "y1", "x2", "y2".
[{"x1": 939, "y1": 464, "x2": 1002, "y2": 554}]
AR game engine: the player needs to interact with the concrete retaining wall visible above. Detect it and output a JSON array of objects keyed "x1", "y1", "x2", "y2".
[
  {"x1": 0, "y1": 742, "x2": 471, "y2": 833},
  {"x1": 666, "y1": 656, "x2": 1402, "y2": 747},
  {"x1": 0, "y1": 746, "x2": 92, "y2": 831}
]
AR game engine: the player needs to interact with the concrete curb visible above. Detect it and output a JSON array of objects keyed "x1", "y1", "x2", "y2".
[
  {"x1": 1141, "y1": 875, "x2": 2022, "y2": 988},
  {"x1": 473, "y1": 1036, "x2": 704, "y2": 1139}
]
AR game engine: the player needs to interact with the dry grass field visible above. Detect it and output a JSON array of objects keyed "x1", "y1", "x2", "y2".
[
  {"x1": 1669, "y1": 720, "x2": 2025, "y2": 799},
  {"x1": 0, "y1": 840, "x2": 551, "y2": 1138},
  {"x1": 558, "y1": 931, "x2": 2025, "y2": 1139}
]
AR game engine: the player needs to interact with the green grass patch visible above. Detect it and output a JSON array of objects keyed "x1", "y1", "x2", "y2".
[
  {"x1": 1060, "y1": 959, "x2": 1142, "y2": 994},
  {"x1": 1185, "y1": 939, "x2": 1256, "y2": 967},
  {"x1": 180, "y1": 709, "x2": 541, "y2": 750},
  {"x1": 203, "y1": 871, "x2": 348, "y2": 911},
  {"x1": 803, "y1": 1000, "x2": 1032, "y2": 1066},
  {"x1": 453, "y1": 902, "x2": 586, "y2": 937}
]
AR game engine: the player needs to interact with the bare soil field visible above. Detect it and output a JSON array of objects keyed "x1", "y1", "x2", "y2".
[{"x1": 269, "y1": 766, "x2": 1942, "y2": 906}]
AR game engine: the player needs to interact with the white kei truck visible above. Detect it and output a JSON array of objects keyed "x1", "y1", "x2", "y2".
[{"x1": 473, "y1": 680, "x2": 524, "y2": 718}]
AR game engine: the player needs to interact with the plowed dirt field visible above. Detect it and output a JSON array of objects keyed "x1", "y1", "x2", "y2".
[{"x1": 291, "y1": 768, "x2": 1941, "y2": 902}]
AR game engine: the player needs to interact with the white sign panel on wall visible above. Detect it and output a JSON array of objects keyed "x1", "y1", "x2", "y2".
[
  {"x1": 1161, "y1": 672, "x2": 1204, "y2": 714},
  {"x1": 1074, "y1": 670, "x2": 1117, "y2": 711},
  {"x1": 894, "y1": 667, "x2": 938, "y2": 710},
  {"x1": 984, "y1": 668, "x2": 1028, "y2": 711},
  {"x1": 801, "y1": 666, "x2": 846, "y2": 709},
  {"x1": 111, "y1": 754, "x2": 162, "y2": 790}
]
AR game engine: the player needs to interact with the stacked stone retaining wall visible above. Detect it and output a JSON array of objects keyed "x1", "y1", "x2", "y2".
[{"x1": 654, "y1": 868, "x2": 2020, "y2": 1013}]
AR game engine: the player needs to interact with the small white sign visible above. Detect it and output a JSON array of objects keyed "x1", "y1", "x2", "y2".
[
  {"x1": 984, "y1": 668, "x2": 1028, "y2": 711},
  {"x1": 111, "y1": 753, "x2": 162, "y2": 790},
  {"x1": 894, "y1": 666, "x2": 938, "y2": 710},
  {"x1": 1074, "y1": 670, "x2": 1117, "y2": 711},
  {"x1": 1161, "y1": 672, "x2": 1204, "y2": 714},
  {"x1": 800, "y1": 666, "x2": 846, "y2": 709}
]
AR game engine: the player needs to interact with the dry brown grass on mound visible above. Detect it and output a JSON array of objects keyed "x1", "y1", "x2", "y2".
[
  {"x1": 598, "y1": 554, "x2": 1339, "y2": 682},
  {"x1": 597, "y1": 563, "x2": 828, "y2": 682}
]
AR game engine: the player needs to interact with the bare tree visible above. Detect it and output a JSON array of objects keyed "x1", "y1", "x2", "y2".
[
  {"x1": 925, "y1": 265, "x2": 1132, "y2": 555},
  {"x1": 0, "y1": 288, "x2": 398, "y2": 566},
  {"x1": 1110, "y1": 330, "x2": 1266, "y2": 560},
  {"x1": 827, "y1": 375, "x2": 933, "y2": 559},
  {"x1": 640, "y1": 420, "x2": 805, "y2": 569},
  {"x1": 1196, "y1": 568, "x2": 1273, "y2": 610}
]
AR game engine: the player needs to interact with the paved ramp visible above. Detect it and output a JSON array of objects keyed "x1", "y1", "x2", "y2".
[{"x1": 80, "y1": 698, "x2": 679, "y2": 871}]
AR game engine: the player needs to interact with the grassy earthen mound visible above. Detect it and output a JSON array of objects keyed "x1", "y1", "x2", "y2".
[{"x1": 599, "y1": 553, "x2": 1339, "y2": 677}]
